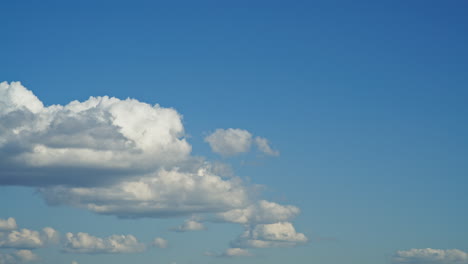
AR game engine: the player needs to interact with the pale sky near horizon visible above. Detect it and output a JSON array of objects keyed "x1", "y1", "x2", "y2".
[{"x1": 1, "y1": 1, "x2": 468, "y2": 264}]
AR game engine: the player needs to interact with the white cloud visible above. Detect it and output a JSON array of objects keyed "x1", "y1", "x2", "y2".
[
  {"x1": 0, "y1": 82, "x2": 305, "y2": 251},
  {"x1": 40, "y1": 165, "x2": 250, "y2": 219},
  {"x1": 232, "y1": 222, "x2": 307, "y2": 248},
  {"x1": 152, "y1": 237, "x2": 168, "y2": 248},
  {"x1": 0, "y1": 250, "x2": 37, "y2": 264},
  {"x1": 217, "y1": 200, "x2": 299, "y2": 224},
  {"x1": 0, "y1": 227, "x2": 58, "y2": 249},
  {"x1": 71, "y1": 261, "x2": 78, "y2": 264},
  {"x1": 204, "y1": 128, "x2": 252, "y2": 156},
  {"x1": 254, "y1": 137, "x2": 279, "y2": 156},
  {"x1": 12, "y1": 251, "x2": 37, "y2": 263},
  {"x1": 171, "y1": 220, "x2": 205, "y2": 232},
  {"x1": 0, "y1": 81, "x2": 191, "y2": 186},
  {"x1": 0, "y1": 218, "x2": 17, "y2": 231},
  {"x1": 393, "y1": 248, "x2": 468, "y2": 264},
  {"x1": 63, "y1": 232, "x2": 145, "y2": 254}
]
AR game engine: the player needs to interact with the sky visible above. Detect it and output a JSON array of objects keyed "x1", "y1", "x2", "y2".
[{"x1": 1, "y1": 1, "x2": 468, "y2": 264}]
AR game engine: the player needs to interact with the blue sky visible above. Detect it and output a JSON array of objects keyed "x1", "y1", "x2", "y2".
[{"x1": 1, "y1": 1, "x2": 468, "y2": 264}]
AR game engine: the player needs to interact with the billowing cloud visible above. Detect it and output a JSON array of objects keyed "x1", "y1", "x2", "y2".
[
  {"x1": 152, "y1": 237, "x2": 168, "y2": 249},
  {"x1": 0, "y1": 81, "x2": 190, "y2": 187},
  {"x1": 170, "y1": 220, "x2": 205, "y2": 232},
  {"x1": 204, "y1": 128, "x2": 252, "y2": 156},
  {"x1": 232, "y1": 222, "x2": 307, "y2": 248},
  {"x1": 393, "y1": 248, "x2": 468, "y2": 264},
  {"x1": 0, "y1": 227, "x2": 58, "y2": 249},
  {"x1": 254, "y1": 137, "x2": 279, "y2": 156},
  {"x1": 0, "y1": 250, "x2": 37, "y2": 264},
  {"x1": 63, "y1": 232, "x2": 145, "y2": 254},
  {"x1": 217, "y1": 200, "x2": 299, "y2": 224},
  {"x1": 0, "y1": 218, "x2": 17, "y2": 231}
]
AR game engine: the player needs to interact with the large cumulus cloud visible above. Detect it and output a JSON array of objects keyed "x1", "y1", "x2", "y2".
[{"x1": 0, "y1": 81, "x2": 190, "y2": 186}]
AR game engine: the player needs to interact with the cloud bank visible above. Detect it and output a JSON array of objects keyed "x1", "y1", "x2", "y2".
[{"x1": 393, "y1": 248, "x2": 468, "y2": 264}]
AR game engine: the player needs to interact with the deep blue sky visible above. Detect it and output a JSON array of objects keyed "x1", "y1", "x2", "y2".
[{"x1": 1, "y1": 1, "x2": 468, "y2": 264}]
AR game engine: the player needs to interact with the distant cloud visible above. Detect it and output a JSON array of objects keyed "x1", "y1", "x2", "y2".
[
  {"x1": 231, "y1": 222, "x2": 307, "y2": 248},
  {"x1": 204, "y1": 129, "x2": 279, "y2": 157},
  {"x1": 152, "y1": 237, "x2": 168, "y2": 249},
  {"x1": 170, "y1": 220, "x2": 205, "y2": 232},
  {"x1": 393, "y1": 248, "x2": 468, "y2": 264},
  {"x1": 222, "y1": 248, "x2": 252, "y2": 257},
  {"x1": 206, "y1": 248, "x2": 253, "y2": 258},
  {"x1": 217, "y1": 200, "x2": 299, "y2": 224},
  {"x1": 0, "y1": 250, "x2": 37, "y2": 264},
  {"x1": 0, "y1": 226, "x2": 59, "y2": 249},
  {"x1": 0, "y1": 218, "x2": 17, "y2": 231},
  {"x1": 63, "y1": 232, "x2": 145, "y2": 254}
]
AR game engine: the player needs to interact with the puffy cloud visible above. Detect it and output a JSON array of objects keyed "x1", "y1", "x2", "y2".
[
  {"x1": 393, "y1": 248, "x2": 468, "y2": 264},
  {"x1": 232, "y1": 222, "x2": 307, "y2": 248},
  {"x1": 170, "y1": 220, "x2": 205, "y2": 232},
  {"x1": 0, "y1": 81, "x2": 190, "y2": 187},
  {"x1": 204, "y1": 129, "x2": 252, "y2": 156},
  {"x1": 217, "y1": 200, "x2": 299, "y2": 224},
  {"x1": 40, "y1": 166, "x2": 249, "y2": 219},
  {"x1": 0, "y1": 250, "x2": 37, "y2": 264},
  {"x1": 63, "y1": 232, "x2": 145, "y2": 254},
  {"x1": 222, "y1": 248, "x2": 252, "y2": 257},
  {"x1": 254, "y1": 137, "x2": 279, "y2": 156},
  {"x1": 0, "y1": 227, "x2": 58, "y2": 249},
  {"x1": 152, "y1": 237, "x2": 168, "y2": 248},
  {"x1": 0, "y1": 218, "x2": 17, "y2": 231}
]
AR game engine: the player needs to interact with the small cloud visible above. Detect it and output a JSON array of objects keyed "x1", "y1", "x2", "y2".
[
  {"x1": 205, "y1": 248, "x2": 253, "y2": 258},
  {"x1": 152, "y1": 237, "x2": 168, "y2": 249},
  {"x1": 204, "y1": 128, "x2": 252, "y2": 156},
  {"x1": 0, "y1": 217, "x2": 17, "y2": 231},
  {"x1": 170, "y1": 220, "x2": 205, "y2": 232}
]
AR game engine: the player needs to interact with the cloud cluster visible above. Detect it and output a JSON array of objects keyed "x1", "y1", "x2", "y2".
[
  {"x1": 204, "y1": 128, "x2": 279, "y2": 157},
  {"x1": 0, "y1": 218, "x2": 58, "y2": 264},
  {"x1": 0, "y1": 82, "x2": 305, "y2": 255},
  {"x1": 393, "y1": 248, "x2": 468, "y2": 264},
  {"x1": 63, "y1": 232, "x2": 145, "y2": 254},
  {"x1": 0, "y1": 221, "x2": 58, "y2": 250}
]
